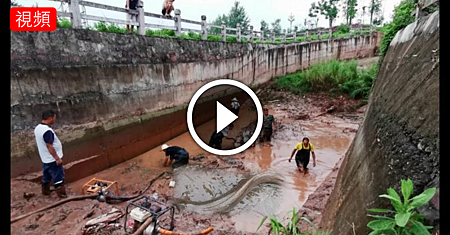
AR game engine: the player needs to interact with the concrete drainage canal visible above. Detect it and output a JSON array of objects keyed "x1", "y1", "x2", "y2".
[{"x1": 11, "y1": 84, "x2": 364, "y2": 235}]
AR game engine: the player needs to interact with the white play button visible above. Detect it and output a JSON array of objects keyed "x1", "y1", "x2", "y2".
[
  {"x1": 216, "y1": 101, "x2": 238, "y2": 133},
  {"x1": 187, "y1": 79, "x2": 263, "y2": 156}
]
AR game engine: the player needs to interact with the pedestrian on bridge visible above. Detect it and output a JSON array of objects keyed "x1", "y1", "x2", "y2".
[
  {"x1": 125, "y1": 0, "x2": 140, "y2": 33},
  {"x1": 162, "y1": 0, "x2": 175, "y2": 18},
  {"x1": 162, "y1": 144, "x2": 189, "y2": 168},
  {"x1": 34, "y1": 110, "x2": 67, "y2": 198},
  {"x1": 288, "y1": 137, "x2": 316, "y2": 175}
]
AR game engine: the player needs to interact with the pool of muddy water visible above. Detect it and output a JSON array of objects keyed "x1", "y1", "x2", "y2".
[{"x1": 168, "y1": 99, "x2": 356, "y2": 233}]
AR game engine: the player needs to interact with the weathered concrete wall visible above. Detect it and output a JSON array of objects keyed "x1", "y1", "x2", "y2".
[
  {"x1": 11, "y1": 28, "x2": 380, "y2": 179},
  {"x1": 320, "y1": 12, "x2": 439, "y2": 234}
]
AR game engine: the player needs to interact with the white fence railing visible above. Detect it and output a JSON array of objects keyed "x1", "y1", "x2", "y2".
[{"x1": 52, "y1": 0, "x2": 374, "y2": 43}]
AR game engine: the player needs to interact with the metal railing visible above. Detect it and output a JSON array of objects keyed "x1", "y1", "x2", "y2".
[{"x1": 53, "y1": 0, "x2": 374, "y2": 43}]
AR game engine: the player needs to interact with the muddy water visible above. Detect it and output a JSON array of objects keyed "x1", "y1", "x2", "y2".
[{"x1": 167, "y1": 101, "x2": 357, "y2": 233}]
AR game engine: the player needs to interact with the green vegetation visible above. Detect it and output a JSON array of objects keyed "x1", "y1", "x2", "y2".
[
  {"x1": 378, "y1": 0, "x2": 417, "y2": 64},
  {"x1": 276, "y1": 60, "x2": 378, "y2": 101},
  {"x1": 342, "y1": 0, "x2": 358, "y2": 25},
  {"x1": 367, "y1": 179, "x2": 436, "y2": 235},
  {"x1": 310, "y1": 0, "x2": 340, "y2": 29},
  {"x1": 94, "y1": 21, "x2": 129, "y2": 34},
  {"x1": 57, "y1": 18, "x2": 72, "y2": 28},
  {"x1": 211, "y1": 1, "x2": 250, "y2": 34},
  {"x1": 257, "y1": 207, "x2": 331, "y2": 235}
]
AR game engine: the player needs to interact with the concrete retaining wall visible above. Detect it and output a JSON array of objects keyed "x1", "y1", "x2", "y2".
[{"x1": 320, "y1": 12, "x2": 439, "y2": 234}]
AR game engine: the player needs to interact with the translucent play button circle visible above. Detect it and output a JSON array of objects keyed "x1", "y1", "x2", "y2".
[{"x1": 187, "y1": 79, "x2": 263, "y2": 156}]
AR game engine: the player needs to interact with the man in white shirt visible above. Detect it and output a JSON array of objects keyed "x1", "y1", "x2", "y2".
[{"x1": 34, "y1": 110, "x2": 67, "y2": 198}]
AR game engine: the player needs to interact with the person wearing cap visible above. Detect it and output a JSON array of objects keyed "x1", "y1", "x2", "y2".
[
  {"x1": 161, "y1": 144, "x2": 189, "y2": 168},
  {"x1": 208, "y1": 124, "x2": 237, "y2": 149},
  {"x1": 230, "y1": 97, "x2": 240, "y2": 116},
  {"x1": 288, "y1": 137, "x2": 316, "y2": 175}
]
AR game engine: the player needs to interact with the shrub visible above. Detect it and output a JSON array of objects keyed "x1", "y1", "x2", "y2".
[
  {"x1": 275, "y1": 60, "x2": 378, "y2": 101},
  {"x1": 335, "y1": 24, "x2": 350, "y2": 34},
  {"x1": 378, "y1": 0, "x2": 417, "y2": 64},
  {"x1": 257, "y1": 207, "x2": 331, "y2": 235},
  {"x1": 93, "y1": 21, "x2": 127, "y2": 34},
  {"x1": 57, "y1": 18, "x2": 72, "y2": 28},
  {"x1": 367, "y1": 179, "x2": 436, "y2": 235}
]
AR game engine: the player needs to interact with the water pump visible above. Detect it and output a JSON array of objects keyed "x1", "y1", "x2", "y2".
[{"x1": 124, "y1": 195, "x2": 175, "y2": 235}]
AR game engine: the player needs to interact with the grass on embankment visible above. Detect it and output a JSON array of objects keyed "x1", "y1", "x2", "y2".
[{"x1": 275, "y1": 60, "x2": 378, "y2": 102}]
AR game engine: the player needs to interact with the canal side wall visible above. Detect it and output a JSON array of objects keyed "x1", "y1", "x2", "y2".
[
  {"x1": 320, "y1": 12, "x2": 439, "y2": 234},
  {"x1": 11, "y1": 28, "x2": 380, "y2": 180}
]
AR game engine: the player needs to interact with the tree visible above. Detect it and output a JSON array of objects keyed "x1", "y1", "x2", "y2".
[
  {"x1": 210, "y1": 1, "x2": 250, "y2": 34},
  {"x1": 210, "y1": 14, "x2": 228, "y2": 34},
  {"x1": 342, "y1": 0, "x2": 358, "y2": 25},
  {"x1": 11, "y1": 1, "x2": 22, "y2": 7},
  {"x1": 369, "y1": 0, "x2": 382, "y2": 26},
  {"x1": 288, "y1": 13, "x2": 295, "y2": 32},
  {"x1": 227, "y1": 1, "x2": 250, "y2": 31},
  {"x1": 312, "y1": 0, "x2": 340, "y2": 29},
  {"x1": 308, "y1": 2, "x2": 320, "y2": 28},
  {"x1": 260, "y1": 20, "x2": 270, "y2": 35},
  {"x1": 271, "y1": 19, "x2": 282, "y2": 35}
]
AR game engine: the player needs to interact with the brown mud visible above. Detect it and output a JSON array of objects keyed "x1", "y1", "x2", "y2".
[{"x1": 11, "y1": 80, "x2": 366, "y2": 235}]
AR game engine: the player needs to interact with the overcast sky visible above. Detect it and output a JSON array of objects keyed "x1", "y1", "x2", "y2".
[{"x1": 15, "y1": 0, "x2": 402, "y2": 30}]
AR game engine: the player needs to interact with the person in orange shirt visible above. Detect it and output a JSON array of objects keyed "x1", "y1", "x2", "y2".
[
  {"x1": 288, "y1": 137, "x2": 316, "y2": 174},
  {"x1": 162, "y1": 0, "x2": 175, "y2": 18}
]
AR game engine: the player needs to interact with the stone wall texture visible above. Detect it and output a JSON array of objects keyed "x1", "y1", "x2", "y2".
[
  {"x1": 320, "y1": 11, "x2": 439, "y2": 234},
  {"x1": 11, "y1": 28, "x2": 380, "y2": 180}
]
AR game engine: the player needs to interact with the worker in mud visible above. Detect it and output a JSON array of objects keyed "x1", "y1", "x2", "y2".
[
  {"x1": 34, "y1": 110, "x2": 67, "y2": 198},
  {"x1": 260, "y1": 107, "x2": 277, "y2": 142},
  {"x1": 230, "y1": 97, "x2": 240, "y2": 116},
  {"x1": 288, "y1": 137, "x2": 316, "y2": 175},
  {"x1": 162, "y1": 0, "x2": 175, "y2": 18},
  {"x1": 208, "y1": 124, "x2": 237, "y2": 149},
  {"x1": 161, "y1": 144, "x2": 189, "y2": 168}
]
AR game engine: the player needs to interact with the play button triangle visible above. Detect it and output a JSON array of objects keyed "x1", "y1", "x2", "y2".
[{"x1": 216, "y1": 101, "x2": 238, "y2": 133}]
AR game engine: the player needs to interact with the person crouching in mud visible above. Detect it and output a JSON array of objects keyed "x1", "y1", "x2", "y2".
[
  {"x1": 288, "y1": 137, "x2": 316, "y2": 175},
  {"x1": 208, "y1": 124, "x2": 236, "y2": 150},
  {"x1": 161, "y1": 144, "x2": 189, "y2": 168}
]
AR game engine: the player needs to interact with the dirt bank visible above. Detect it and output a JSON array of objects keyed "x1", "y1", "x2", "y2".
[{"x1": 11, "y1": 80, "x2": 366, "y2": 234}]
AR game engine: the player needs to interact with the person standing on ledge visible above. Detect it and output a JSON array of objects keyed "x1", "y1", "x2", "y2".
[
  {"x1": 288, "y1": 137, "x2": 316, "y2": 175},
  {"x1": 34, "y1": 110, "x2": 67, "y2": 198},
  {"x1": 161, "y1": 144, "x2": 189, "y2": 168}
]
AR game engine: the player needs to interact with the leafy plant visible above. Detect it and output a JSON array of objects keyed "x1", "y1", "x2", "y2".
[
  {"x1": 378, "y1": 0, "x2": 417, "y2": 65},
  {"x1": 256, "y1": 207, "x2": 331, "y2": 235},
  {"x1": 93, "y1": 21, "x2": 127, "y2": 34},
  {"x1": 275, "y1": 60, "x2": 378, "y2": 101},
  {"x1": 57, "y1": 18, "x2": 72, "y2": 28},
  {"x1": 367, "y1": 179, "x2": 436, "y2": 235}
]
